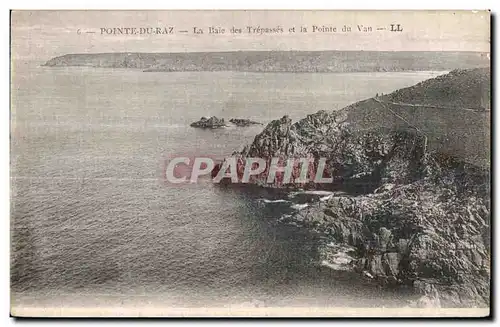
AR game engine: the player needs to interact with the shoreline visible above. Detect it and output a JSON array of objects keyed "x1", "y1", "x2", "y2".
[{"x1": 36, "y1": 62, "x2": 452, "y2": 75}]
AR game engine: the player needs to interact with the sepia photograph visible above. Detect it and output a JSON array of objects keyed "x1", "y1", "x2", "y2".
[{"x1": 9, "y1": 10, "x2": 491, "y2": 317}]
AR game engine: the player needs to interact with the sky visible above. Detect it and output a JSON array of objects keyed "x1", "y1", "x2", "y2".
[{"x1": 10, "y1": 10, "x2": 491, "y2": 61}]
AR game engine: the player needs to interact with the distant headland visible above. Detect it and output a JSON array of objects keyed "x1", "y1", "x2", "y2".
[{"x1": 43, "y1": 51, "x2": 490, "y2": 73}]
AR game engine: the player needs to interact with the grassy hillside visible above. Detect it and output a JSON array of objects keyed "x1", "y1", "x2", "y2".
[
  {"x1": 386, "y1": 68, "x2": 490, "y2": 109},
  {"x1": 341, "y1": 68, "x2": 490, "y2": 167},
  {"x1": 43, "y1": 51, "x2": 490, "y2": 73}
]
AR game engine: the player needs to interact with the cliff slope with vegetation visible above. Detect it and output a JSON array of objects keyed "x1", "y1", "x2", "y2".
[{"x1": 229, "y1": 68, "x2": 489, "y2": 188}]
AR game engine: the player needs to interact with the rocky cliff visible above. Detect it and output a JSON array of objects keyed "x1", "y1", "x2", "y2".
[
  {"x1": 217, "y1": 68, "x2": 490, "y2": 188},
  {"x1": 218, "y1": 68, "x2": 490, "y2": 307},
  {"x1": 280, "y1": 162, "x2": 490, "y2": 308}
]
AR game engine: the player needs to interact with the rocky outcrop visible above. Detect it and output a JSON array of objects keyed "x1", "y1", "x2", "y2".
[
  {"x1": 229, "y1": 118, "x2": 262, "y2": 127},
  {"x1": 214, "y1": 110, "x2": 429, "y2": 191},
  {"x1": 216, "y1": 68, "x2": 490, "y2": 307},
  {"x1": 190, "y1": 116, "x2": 226, "y2": 129},
  {"x1": 190, "y1": 117, "x2": 263, "y2": 128},
  {"x1": 280, "y1": 166, "x2": 490, "y2": 307}
]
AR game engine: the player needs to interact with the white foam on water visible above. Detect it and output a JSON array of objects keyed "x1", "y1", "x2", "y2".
[
  {"x1": 258, "y1": 198, "x2": 290, "y2": 203},
  {"x1": 319, "y1": 194, "x2": 334, "y2": 202},
  {"x1": 289, "y1": 190, "x2": 334, "y2": 197},
  {"x1": 291, "y1": 203, "x2": 309, "y2": 210},
  {"x1": 320, "y1": 244, "x2": 356, "y2": 271}
]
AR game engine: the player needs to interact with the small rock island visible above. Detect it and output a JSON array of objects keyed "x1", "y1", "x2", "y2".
[
  {"x1": 229, "y1": 119, "x2": 262, "y2": 127},
  {"x1": 190, "y1": 116, "x2": 226, "y2": 129},
  {"x1": 190, "y1": 117, "x2": 262, "y2": 128}
]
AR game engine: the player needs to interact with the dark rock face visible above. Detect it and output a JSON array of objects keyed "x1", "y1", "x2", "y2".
[
  {"x1": 217, "y1": 110, "x2": 428, "y2": 191},
  {"x1": 190, "y1": 116, "x2": 226, "y2": 129},
  {"x1": 281, "y1": 171, "x2": 490, "y2": 308},
  {"x1": 229, "y1": 118, "x2": 262, "y2": 127}
]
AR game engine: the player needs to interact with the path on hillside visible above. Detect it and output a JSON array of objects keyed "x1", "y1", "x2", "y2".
[{"x1": 374, "y1": 98, "x2": 489, "y2": 112}]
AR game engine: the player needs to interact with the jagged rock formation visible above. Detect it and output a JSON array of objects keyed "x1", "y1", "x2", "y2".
[
  {"x1": 43, "y1": 51, "x2": 489, "y2": 73},
  {"x1": 215, "y1": 111, "x2": 431, "y2": 191},
  {"x1": 215, "y1": 68, "x2": 490, "y2": 307},
  {"x1": 280, "y1": 162, "x2": 490, "y2": 308},
  {"x1": 190, "y1": 116, "x2": 226, "y2": 129},
  {"x1": 229, "y1": 118, "x2": 262, "y2": 127}
]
